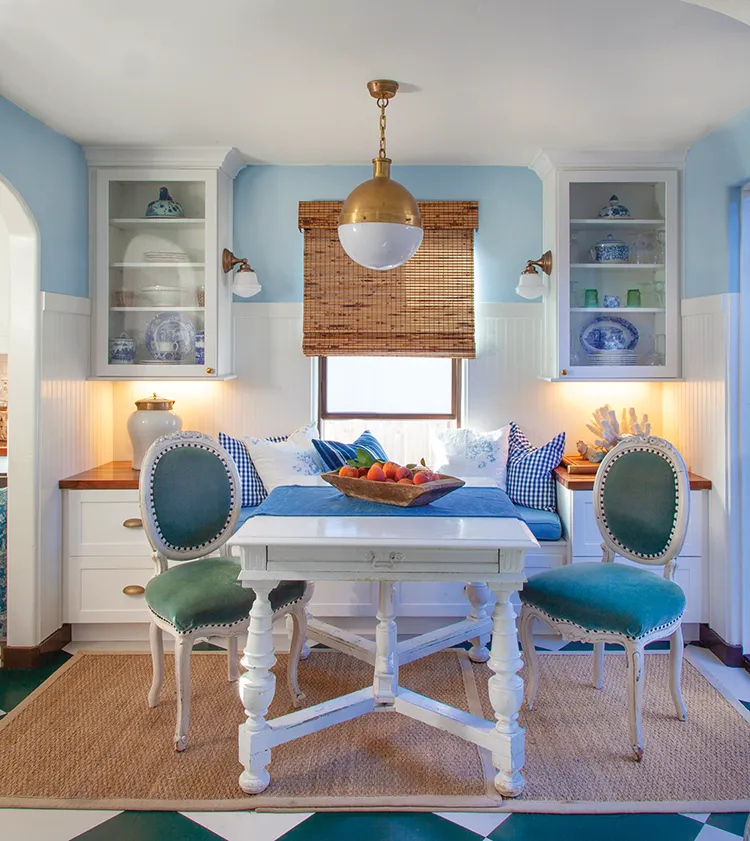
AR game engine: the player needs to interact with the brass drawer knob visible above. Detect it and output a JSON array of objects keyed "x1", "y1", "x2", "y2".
[
  {"x1": 123, "y1": 518, "x2": 143, "y2": 529},
  {"x1": 122, "y1": 584, "x2": 145, "y2": 596},
  {"x1": 205, "y1": 367, "x2": 214, "y2": 374}
]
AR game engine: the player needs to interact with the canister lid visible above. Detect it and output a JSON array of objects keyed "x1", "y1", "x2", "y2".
[{"x1": 134, "y1": 392, "x2": 174, "y2": 411}]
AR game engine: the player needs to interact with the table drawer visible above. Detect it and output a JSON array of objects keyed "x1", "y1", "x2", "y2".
[
  {"x1": 66, "y1": 490, "x2": 150, "y2": 556},
  {"x1": 64, "y1": 556, "x2": 153, "y2": 623},
  {"x1": 266, "y1": 546, "x2": 504, "y2": 576}
]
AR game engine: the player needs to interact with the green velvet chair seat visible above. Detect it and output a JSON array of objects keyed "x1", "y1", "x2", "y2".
[
  {"x1": 520, "y1": 562, "x2": 686, "y2": 639},
  {"x1": 145, "y1": 558, "x2": 306, "y2": 634}
]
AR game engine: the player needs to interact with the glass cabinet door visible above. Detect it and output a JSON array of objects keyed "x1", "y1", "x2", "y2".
[
  {"x1": 103, "y1": 177, "x2": 209, "y2": 373},
  {"x1": 561, "y1": 172, "x2": 678, "y2": 379}
]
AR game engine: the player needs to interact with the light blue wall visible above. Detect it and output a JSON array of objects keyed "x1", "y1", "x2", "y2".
[
  {"x1": 684, "y1": 106, "x2": 750, "y2": 299},
  {"x1": 234, "y1": 165, "x2": 541, "y2": 303},
  {"x1": 0, "y1": 95, "x2": 88, "y2": 297}
]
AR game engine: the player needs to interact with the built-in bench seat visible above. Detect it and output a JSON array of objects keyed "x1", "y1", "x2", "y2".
[{"x1": 235, "y1": 503, "x2": 562, "y2": 542}]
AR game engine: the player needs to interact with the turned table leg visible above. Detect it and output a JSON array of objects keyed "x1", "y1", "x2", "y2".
[
  {"x1": 238, "y1": 581, "x2": 279, "y2": 794},
  {"x1": 373, "y1": 580, "x2": 398, "y2": 705},
  {"x1": 487, "y1": 582, "x2": 525, "y2": 797},
  {"x1": 466, "y1": 581, "x2": 492, "y2": 663}
]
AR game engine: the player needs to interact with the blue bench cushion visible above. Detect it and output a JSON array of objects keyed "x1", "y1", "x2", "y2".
[
  {"x1": 235, "y1": 501, "x2": 562, "y2": 541},
  {"x1": 520, "y1": 561, "x2": 686, "y2": 639}
]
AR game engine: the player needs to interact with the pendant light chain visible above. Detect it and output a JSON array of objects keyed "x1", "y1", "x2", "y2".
[{"x1": 377, "y1": 96, "x2": 389, "y2": 159}]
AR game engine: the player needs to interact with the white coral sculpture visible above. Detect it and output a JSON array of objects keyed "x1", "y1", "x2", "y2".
[{"x1": 579, "y1": 405, "x2": 651, "y2": 462}]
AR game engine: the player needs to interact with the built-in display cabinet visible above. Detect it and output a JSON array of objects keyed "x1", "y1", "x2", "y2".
[
  {"x1": 85, "y1": 148, "x2": 245, "y2": 380},
  {"x1": 531, "y1": 153, "x2": 682, "y2": 381}
]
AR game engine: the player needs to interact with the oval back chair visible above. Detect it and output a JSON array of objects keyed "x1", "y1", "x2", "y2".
[
  {"x1": 519, "y1": 435, "x2": 690, "y2": 761},
  {"x1": 140, "y1": 431, "x2": 312, "y2": 751}
]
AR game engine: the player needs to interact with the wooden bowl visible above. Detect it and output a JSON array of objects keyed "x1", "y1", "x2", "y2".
[{"x1": 320, "y1": 471, "x2": 465, "y2": 508}]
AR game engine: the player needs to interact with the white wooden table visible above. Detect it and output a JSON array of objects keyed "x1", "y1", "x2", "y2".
[{"x1": 228, "y1": 514, "x2": 538, "y2": 798}]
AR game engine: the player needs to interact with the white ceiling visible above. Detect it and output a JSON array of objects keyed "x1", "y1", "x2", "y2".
[{"x1": 1, "y1": 0, "x2": 750, "y2": 165}]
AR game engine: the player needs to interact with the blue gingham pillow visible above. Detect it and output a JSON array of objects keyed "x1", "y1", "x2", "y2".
[
  {"x1": 218, "y1": 431, "x2": 287, "y2": 507},
  {"x1": 506, "y1": 422, "x2": 565, "y2": 512},
  {"x1": 312, "y1": 430, "x2": 389, "y2": 472}
]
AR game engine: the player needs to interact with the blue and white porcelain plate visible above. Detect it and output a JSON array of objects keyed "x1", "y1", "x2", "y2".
[
  {"x1": 145, "y1": 311, "x2": 196, "y2": 361},
  {"x1": 580, "y1": 316, "x2": 639, "y2": 353}
]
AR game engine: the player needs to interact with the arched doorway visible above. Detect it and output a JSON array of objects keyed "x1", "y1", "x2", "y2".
[{"x1": 0, "y1": 176, "x2": 41, "y2": 648}]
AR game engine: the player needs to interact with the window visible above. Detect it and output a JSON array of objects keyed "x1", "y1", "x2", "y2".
[{"x1": 319, "y1": 357, "x2": 461, "y2": 466}]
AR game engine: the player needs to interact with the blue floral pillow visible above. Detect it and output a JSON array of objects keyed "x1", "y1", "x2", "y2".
[
  {"x1": 312, "y1": 430, "x2": 389, "y2": 472},
  {"x1": 506, "y1": 422, "x2": 565, "y2": 511}
]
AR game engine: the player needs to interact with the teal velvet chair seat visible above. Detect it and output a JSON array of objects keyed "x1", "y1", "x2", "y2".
[
  {"x1": 145, "y1": 559, "x2": 307, "y2": 634},
  {"x1": 518, "y1": 435, "x2": 691, "y2": 762},
  {"x1": 521, "y1": 562, "x2": 686, "y2": 639},
  {"x1": 139, "y1": 432, "x2": 313, "y2": 752}
]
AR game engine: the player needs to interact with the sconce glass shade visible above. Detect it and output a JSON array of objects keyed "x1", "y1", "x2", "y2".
[
  {"x1": 232, "y1": 269, "x2": 262, "y2": 298},
  {"x1": 338, "y1": 158, "x2": 423, "y2": 271},
  {"x1": 515, "y1": 269, "x2": 545, "y2": 300}
]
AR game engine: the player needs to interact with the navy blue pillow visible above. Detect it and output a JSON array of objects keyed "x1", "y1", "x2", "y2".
[{"x1": 312, "y1": 430, "x2": 389, "y2": 472}]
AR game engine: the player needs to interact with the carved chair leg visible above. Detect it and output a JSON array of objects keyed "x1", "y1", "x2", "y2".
[
  {"x1": 669, "y1": 624, "x2": 687, "y2": 721},
  {"x1": 227, "y1": 634, "x2": 239, "y2": 682},
  {"x1": 174, "y1": 634, "x2": 194, "y2": 752},
  {"x1": 625, "y1": 642, "x2": 645, "y2": 761},
  {"x1": 286, "y1": 604, "x2": 309, "y2": 708},
  {"x1": 593, "y1": 641, "x2": 605, "y2": 690},
  {"x1": 147, "y1": 619, "x2": 164, "y2": 708},
  {"x1": 518, "y1": 605, "x2": 539, "y2": 710}
]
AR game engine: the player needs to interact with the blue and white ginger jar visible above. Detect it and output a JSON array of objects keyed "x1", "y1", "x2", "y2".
[
  {"x1": 598, "y1": 194, "x2": 630, "y2": 218},
  {"x1": 145, "y1": 187, "x2": 184, "y2": 218},
  {"x1": 590, "y1": 234, "x2": 629, "y2": 263},
  {"x1": 109, "y1": 333, "x2": 136, "y2": 364}
]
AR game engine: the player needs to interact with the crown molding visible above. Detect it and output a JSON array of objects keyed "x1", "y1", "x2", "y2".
[
  {"x1": 83, "y1": 146, "x2": 247, "y2": 178},
  {"x1": 529, "y1": 148, "x2": 688, "y2": 178}
]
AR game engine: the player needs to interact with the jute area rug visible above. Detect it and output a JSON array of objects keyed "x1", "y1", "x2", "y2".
[{"x1": 0, "y1": 649, "x2": 747, "y2": 813}]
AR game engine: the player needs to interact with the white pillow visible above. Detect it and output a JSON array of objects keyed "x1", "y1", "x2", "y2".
[
  {"x1": 244, "y1": 422, "x2": 325, "y2": 494},
  {"x1": 433, "y1": 425, "x2": 510, "y2": 491}
]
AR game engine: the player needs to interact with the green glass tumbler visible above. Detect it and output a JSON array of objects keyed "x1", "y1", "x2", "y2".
[
  {"x1": 626, "y1": 289, "x2": 641, "y2": 308},
  {"x1": 584, "y1": 289, "x2": 599, "y2": 307}
]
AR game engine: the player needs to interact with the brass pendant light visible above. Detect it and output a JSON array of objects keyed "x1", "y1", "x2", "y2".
[{"x1": 338, "y1": 80, "x2": 423, "y2": 271}]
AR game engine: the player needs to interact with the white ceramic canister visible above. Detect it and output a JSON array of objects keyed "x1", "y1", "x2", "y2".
[{"x1": 127, "y1": 393, "x2": 182, "y2": 470}]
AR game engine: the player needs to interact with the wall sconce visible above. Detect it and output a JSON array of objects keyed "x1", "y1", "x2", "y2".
[
  {"x1": 222, "y1": 248, "x2": 262, "y2": 298},
  {"x1": 516, "y1": 250, "x2": 552, "y2": 300}
]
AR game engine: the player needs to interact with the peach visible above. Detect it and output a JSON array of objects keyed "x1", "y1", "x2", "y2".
[
  {"x1": 384, "y1": 478, "x2": 397, "y2": 483},
  {"x1": 397, "y1": 478, "x2": 414, "y2": 485},
  {"x1": 383, "y1": 461, "x2": 400, "y2": 480},
  {"x1": 358, "y1": 467, "x2": 369, "y2": 477},
  {"x1": 395, "y1": 466, "x2": 412, "y2": 481},
  {"x1": 413, "y1": 472, "x2": 430, "y2": 485},
  {"x1": 367, "y1": 466, "x2": 386, "y2": 482},
  {"x1": 339, "y1": 465, "x2": 359, "y2": 478}
]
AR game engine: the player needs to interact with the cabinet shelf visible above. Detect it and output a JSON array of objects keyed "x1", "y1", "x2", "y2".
[
  {"x1": 570, "y1": 263, "x2": 664, "y2": 270},
  {"x1": 570, "y1": 307, "x2": 664, "y2": 313},
  {"x1": 110, "y1": 262, "x2": 205, "y2": 269},
  {"x1": 570, "y1": 218, "x2": 665, "y2": 227},
  {"x1": 109, "y1": 218, "x2": 205, "y2": 229},
  {"x1": 109, "y1": 306, "x2": 205, "y2": 312}
]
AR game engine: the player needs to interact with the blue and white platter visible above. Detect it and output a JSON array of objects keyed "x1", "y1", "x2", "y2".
[
  {"x1": 145, "y1": 311, "x2": 196, "y2": 362},
  {"x1": 580, "y1": 315, "x2": 639, "y2": 354}
]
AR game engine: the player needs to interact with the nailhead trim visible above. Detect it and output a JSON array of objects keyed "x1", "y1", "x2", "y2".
[
  {"x1": 147, "y1": 440, "x2": 236, "y2": 553},
  {"x1": 598, "y1": 439, "x2": 681, "y2": 561}
]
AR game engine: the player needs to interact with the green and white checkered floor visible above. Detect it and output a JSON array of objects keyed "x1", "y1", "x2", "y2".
[{"x1": 1, "y1": 638, "x2": 748, "y2": 841}]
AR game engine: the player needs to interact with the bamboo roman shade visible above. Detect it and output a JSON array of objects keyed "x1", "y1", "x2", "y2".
[{"x1": 299, "y1": 201, "x2": 478, "y2": 358}]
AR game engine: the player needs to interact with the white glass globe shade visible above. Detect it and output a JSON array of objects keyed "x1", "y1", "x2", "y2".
[
  {"x1": 232, "y1": 271, "x2": 262, "y2": 298},
  {"x1": 515, "y1": 271, "x2": 545, "y2": 300},
  {"x1": 338, "y1": 222, "x2": 424, "y2": 271}
]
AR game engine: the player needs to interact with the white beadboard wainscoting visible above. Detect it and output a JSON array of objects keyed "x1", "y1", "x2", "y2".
[
  {"x1": 663, "y1": 293, "x2": 742, "y2": 647},
  {"x1": 29, "y1": 293, "x2": 113, "y2": 642}
]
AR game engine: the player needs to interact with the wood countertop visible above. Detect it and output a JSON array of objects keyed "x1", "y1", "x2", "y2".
[
  {"x1": 554, "y1": 465, "x2": 711, "y2": 491},
  {"x1": 60, "y1": 461, "x2": 713, "y2": 493},
  {"x1": 59, "y1": 461, "x2": 139, "y2": 489}
]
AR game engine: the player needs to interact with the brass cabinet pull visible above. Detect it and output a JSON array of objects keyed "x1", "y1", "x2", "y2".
[
  {"x1": 123, "y1": 518, "x2": 143, "y2": 529},
  {"x1": 205, "y1": 367, "x2": 215, "y2": 374},
  {"x1": 122, "y1": 584, "x2": 145, "y2": 596}
]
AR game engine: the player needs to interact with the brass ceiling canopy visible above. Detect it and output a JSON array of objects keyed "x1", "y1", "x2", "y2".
[{"x1": 338, "y1": 80, "x2": 423, "y2": 258}]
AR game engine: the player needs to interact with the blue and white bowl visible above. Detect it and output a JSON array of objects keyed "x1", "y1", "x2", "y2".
[
  {"x1": 145, "y1": 187, "x2": 184, "y2": 218},
  {"x1": 109, "y1": 333, "x2": 136, "y2": 364},
  {"x1": 598, "y1": 195, "x2": 630, "y2": 218},
  {"x1": 590, "y1": 234, "x2": 629, "y2": 263}
]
